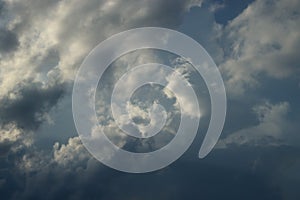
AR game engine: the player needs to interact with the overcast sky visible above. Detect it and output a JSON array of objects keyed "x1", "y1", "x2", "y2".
[{"x1": 0, "y1": 0, "x2": 300, "y2": 199}]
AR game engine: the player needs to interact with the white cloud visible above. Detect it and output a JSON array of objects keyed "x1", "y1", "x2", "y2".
[
  {"x1": 217, "y1": 101, "x2": 291, "y2": 148},
  {"x1": 0, "y1": 123, "x2": 33, "y2": 151},
  {"x1": 53, "y1": 137, "x2": 90, "y2": 167},
  {"x1": 163, "y1": 57, "x2": 202, "y2": 119},
  {"x1": 0, "y1": 0, "x2": 203, "y2": 131},
  {"x1": 0, "y1": 0, "x2": 202, "y2": 88},
  {"x1": 0, "y1": 0, "x2": 204, "y2": 151},
  {"x1": 220, "y1": 0, "x2": 300, "y2": 96}
]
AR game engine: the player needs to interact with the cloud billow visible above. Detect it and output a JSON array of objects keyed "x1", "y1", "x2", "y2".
[{"x1": 0, "y1": 0, "x2": 300, "y2": 199}]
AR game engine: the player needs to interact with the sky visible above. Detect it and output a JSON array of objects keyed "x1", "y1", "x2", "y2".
[{"x1": 0, "y1": 0, "x2": 300, "y2": 199}]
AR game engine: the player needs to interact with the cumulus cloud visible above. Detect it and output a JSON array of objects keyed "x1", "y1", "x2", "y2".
[
  {"x1": 0, "y1": 0, "x2": 204, "y2": 146},
  {"x1": 220, "y1": 0, "x2": 300, "y2": 96},
  {"x1": 0, "y1": 1, "x2": 205, "y2": 197},
  {"x1": 0, "y1": 123, "x2": 32, "y2": 151},
  {"x1": 53, "y1": 137, "x2": 90, "y2": 167},
  {"x1": 1, "y1": 0, "x2": 202, "y2": 81},
  {"x1": 0, "y1": 83, "x2": 64, "y2": 130},
  {"x1": 0, "y1": 0, "x2": 299, "y2": 199},
  {"x1": 0, "y1": 0, "x2": 202, "y2": 125},
  {"x1": 164, "y1": 58, "x2": 201, "y2": 119},
  {"x1": 217, "y1": 101, "x2": 294, "y2": 148},
  {"x1": 0, "y1": 0, "x2": 202, "y2": 136}
]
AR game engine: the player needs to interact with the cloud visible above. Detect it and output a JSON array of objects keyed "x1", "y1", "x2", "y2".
[
  {"x1": 2, "y1": 0, "x2": 202, "y2": 81},
  {"x1": 6, "y1": 146, "x2": 288, "y2": 200},
  {"x1": 0, "y1": 1, "x2": 207, "y2": 198},
  {"x1": 0, "y1": 0, "x2": 203, "y2": 133},
  {"x1": 1, "y1": 1, "x2": 299, "y2": 199},
  {"x1": 0, "y1": 123, "x2": 32, "y2": 152},
  {"x1": 220, "y1": 0, "x2": 300, "y2": 96},
  {"x1": 217, "y1": 101, "x2": 293, "y2": 148},
  {"x1": 0, "y1": 0, "x2": 202, "y2": 136},
  {"x1": 0, "y1": 28, "x2": 18, "y2": 53},
  {"x1": 0, "y1": 82, "x2": 64, "y2": 130},
  {"x1": 164, "y1": 57, "x2": 201, "y2": 119},
  {"x1": 53, "y1": 137, "x2": 90, "y2": 167}
]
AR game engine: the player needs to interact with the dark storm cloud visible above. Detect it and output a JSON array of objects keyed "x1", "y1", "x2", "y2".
[
  {"x1": 0, "y1": 83, "x2": 64, "y2": 130},
  {"x1": 3, "y1": 146, "x2": 300, "y2": 200}
]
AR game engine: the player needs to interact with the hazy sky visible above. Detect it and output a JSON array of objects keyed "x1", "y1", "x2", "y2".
[{"x1": 0, "y1": 0, "x2": 300, "y2": 199}]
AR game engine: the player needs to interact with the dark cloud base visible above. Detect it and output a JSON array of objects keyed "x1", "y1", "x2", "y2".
[
  {"x1": 1, "y1": 146, "x2": 299, "y2": 200},
  {"x1": 0, "y1": 83, "x2": 65, "y2": 130}
]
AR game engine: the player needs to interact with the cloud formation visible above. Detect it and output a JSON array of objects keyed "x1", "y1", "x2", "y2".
[
  {"x1": 220, "y1": 0, "x2": 300, "y2": 96},
  {"x1": 0, "y1": 0, "x2": 299, "y2": 199},
  {"x1": 217, "y1": 101, "x2": 292, "y2": 147}
]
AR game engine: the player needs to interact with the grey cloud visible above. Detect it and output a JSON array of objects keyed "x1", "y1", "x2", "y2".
[
  {"x1": 2, "y1": 1, "x2": 299, "y2": 200},
  {"x1": 0, "y1": 29, "x2": 18, "y2": 53},
  {"x1": 0, "y1": 1, "x2": 208, "y2": 199},
  {"x1": 217, "y1": 101, "x2": 293, "y2": 148},
  {"x1": 0, "y1": 0, "x2": 203, "y2": 143},
  {"x1": 3, "y1": 146, "x2": 292, "y2": 200},
  {"x1": 0, "y1": 83, "x2": 64, "y2": 130},
  {"x1": 212, "y1": 0, "x2": 300, "y2": 149},
  {"x1": 0, "y1": 1, "x2": 19, "y2": 53}
]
